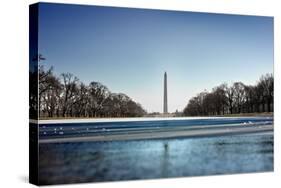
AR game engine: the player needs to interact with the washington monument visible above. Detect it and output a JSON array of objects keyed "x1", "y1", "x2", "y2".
[{"x1": 163, "y1": 72, "x2": 168, "y2": 114}]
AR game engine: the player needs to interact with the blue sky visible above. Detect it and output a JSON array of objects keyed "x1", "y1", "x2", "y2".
[{"x1": 38, "y1": 3, "x2": 273, "y2": 113}]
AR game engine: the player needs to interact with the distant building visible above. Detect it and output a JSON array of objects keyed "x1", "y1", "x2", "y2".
[{"x1": 163, "y1": 72, "x2": 168, "y2": 114}]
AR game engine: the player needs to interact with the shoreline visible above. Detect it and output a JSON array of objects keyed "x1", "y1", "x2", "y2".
[
  {"x1": 32, "y1": 114, "x2": 273, "y2": 124},
  {"x1": 39, "y1": 124, "x2": 273, "y2": 144}
]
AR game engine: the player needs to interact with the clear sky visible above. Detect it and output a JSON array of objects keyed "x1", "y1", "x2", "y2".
[{"x1": 38, "y1": 3, "x2": 273, "y2": 113}]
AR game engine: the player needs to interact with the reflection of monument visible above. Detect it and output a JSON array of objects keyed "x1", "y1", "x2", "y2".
[{"x1": 163, "y1": 72, "x2": 168, "y2": 114}]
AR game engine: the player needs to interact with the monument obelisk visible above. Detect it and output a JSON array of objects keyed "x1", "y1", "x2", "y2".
[{"x1": 163, "y1": 72, "x2": 168, "y2": 114}]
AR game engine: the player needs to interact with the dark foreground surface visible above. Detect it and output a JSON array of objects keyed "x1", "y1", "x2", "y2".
[{"x1": 39, "y1": 132, "x2": 273, "y2": 185}]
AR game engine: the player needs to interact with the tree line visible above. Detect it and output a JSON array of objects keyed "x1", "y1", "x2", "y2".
[
  {"x1": 183, "y1": 73, "x2": 273, "y2": 116},
  {"x1": 38, "y1": 66, "x2": 146, "y2": 118}
]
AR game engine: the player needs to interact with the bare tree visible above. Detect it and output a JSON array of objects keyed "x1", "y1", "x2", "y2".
[
  {"x1": 39, "y1": 65, "x2": 54, "y2": 97},
  {"x1": 183, "y1": 73, "x2": 273, "y2": 116},
  {"x1": 38, "y1": 65, "x2": 58, "y2": 117},
  {"x1": 212, "y1": 84, "x2": 227, "y2": 115},
  {"x1": 37, "y1": 68, "x2": 147, "y2": 118},
  {"x1": 232, "y1": 82, "x2": 246, "y2": 113},
  {"x1": 225, "y1": 84, "x2": 235, "y2": 114},
  {"x1": 257, "y1": 74, "x2": 274, "y2": 112},
  {"x1": 41, "y1": 76, "x2": 61, "y2": 117},
  {"x1": 88, "y1": 82, "x2": 110, "y2": 117},
  {"x1": 183, "y1": 92, "x2": 208, "y2": 116},
  {"x1": 72, "y1": 83, "x2": 89, "y2": 117},
  {"x1": 203, "y1": 93, "x2": 216, "y2": 115},
  {"x1": 244, "y1": 85, "x2": 255, "y2": 113},
  {"x1": 61, "y1": 73, "x2": 79, "y2": 117}
]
